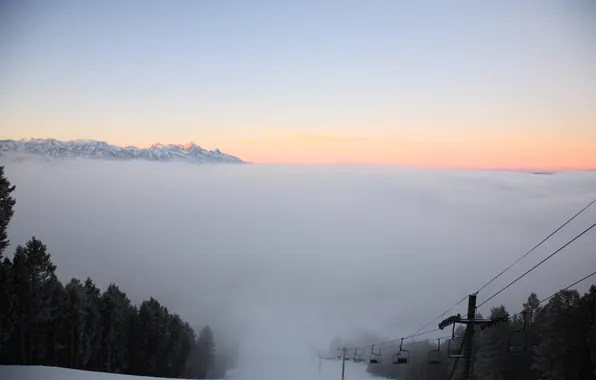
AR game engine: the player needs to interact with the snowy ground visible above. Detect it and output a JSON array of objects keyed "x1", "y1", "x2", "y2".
[
  {"x1": 0, "y1": 360, "x2": 376, "y2": 380},
  {"x1": 227, "y1": 357, "x2": 374, "y2": 380}
]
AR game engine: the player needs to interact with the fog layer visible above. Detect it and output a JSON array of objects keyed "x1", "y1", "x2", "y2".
[{"x1": 3, "y1": 160, "x2": 596, "y2": 360}]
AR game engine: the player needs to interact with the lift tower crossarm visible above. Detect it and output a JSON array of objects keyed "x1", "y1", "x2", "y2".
[{"x1": 439, "y1": 315, "x2": 497, "y2": 329}]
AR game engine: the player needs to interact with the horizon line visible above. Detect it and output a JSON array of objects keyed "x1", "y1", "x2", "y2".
[{"x1": 3, "y1": 136, "x2": 594, "y2": 173}]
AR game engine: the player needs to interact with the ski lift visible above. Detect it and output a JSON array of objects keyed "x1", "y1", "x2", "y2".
[
  {"x1": 447, "y1": 323, "x2": 464, "y2": 358},
  {"x1": 428, "y1": 338, "x2": 441, "y2": 364},
  {"x1": 508, "y1": 311, "x2": 528, "y2": 354},
  {"x1": 393, "y1": 338, "x2": 410, "y2": 364},
  {"x1": 345, "y1": 349, "x2": 352, "y2": 360},
  {"x1": 353, "y1": 347, "x2": 365, "y2": 363},
  {"x1": 369, "y1": 345, "x2": 381, "y2": 364}
]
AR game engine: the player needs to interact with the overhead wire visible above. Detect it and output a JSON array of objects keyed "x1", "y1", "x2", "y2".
[
  {"x1": 476, "y1": 221, "x2": 596, "y2": 309},
  {"x1": 406, "y1": 197, "x2": 595, "y2": 338},
  {"x1": 364, "y1": 335, "x2": 453, "y2": 350},
  {"x1": 503, "y1": 268, "x2": 596, "y2": 323},
  {"x1": 411, "y1": 293, "x2": 469, "y2": 335},
  {"x1": 360, "y1": 268, "x2": 595, "y2": 368},
  {"x1": 346, "y1": 328, "x2": 448, "y2": 352},
  {"x1": 474, "y1": 197, "x2": 596, "y2": 294},
  {"x1": 346, "y1": 270, "x2": 596, "y2": 366},
  {"x1": 536, "y1": 269, "x2": 596, "y2": 306},
  {"x1": 346, "y1": 222, "x2": 595, "y2": 351},
  {"x1": 342, "y1": 199, "x2": 596, "y2": 356},
  {"x1": 345, "y1": 336, "x2": 455, "y2": 359}
]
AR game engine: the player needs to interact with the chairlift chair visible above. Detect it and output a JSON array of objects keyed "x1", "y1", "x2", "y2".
[
  {"x1": 508, "y1": 311, "x2": 528, "y2": 354},
  {"x1": 353, "y1": 347, "x2": 364, "y2": 363},
  {"x1": 393, "y1": 338, "x2": 410, "y2": 365},
  {"x1": 447, "y1": 323, "x2": 464, "y2": 358},
  {"x1": 428, "y1": 338, "x2": 441, "y2": 364},
  {"x1": 393, "y1": 352, "x2": 409, "y2": 364},
  {"x1": 369, "y1": 345, "x2": 381, "y2": 364}
]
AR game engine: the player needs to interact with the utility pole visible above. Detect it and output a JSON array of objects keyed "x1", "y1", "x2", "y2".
[
  {"x1": 318, "y1": 355, "x2": 321, "y2": 374},
  {"x1": 462, "y1": 293, "x2": 477, "y2": 380},
  {"x1": 439, "y1": 293, "x2": 505, "y2": 380},
  {"x1": 341, "y1": 346, "x2": 346, "y2": 380}
]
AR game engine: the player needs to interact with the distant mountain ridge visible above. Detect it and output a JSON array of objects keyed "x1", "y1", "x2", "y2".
[{"x1": 0, "y1": 138, "x2": 246, "y2": 164}]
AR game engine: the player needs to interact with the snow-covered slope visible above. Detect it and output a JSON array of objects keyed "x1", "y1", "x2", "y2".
[
  {"x1": 0, "y1": 138, "x2": 245, "y2": 164},
  {"x1": 0, "y1": 359, "x2": 374, "y2": 380},
  {"x1": 0, "y1": 365, "x2": 192, "y2": 380}
]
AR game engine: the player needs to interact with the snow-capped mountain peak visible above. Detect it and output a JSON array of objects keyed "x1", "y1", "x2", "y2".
[
  {"x1": 0, "y1": 138, "x2": 246, "y2": 164},
  {"x1": 181, "y1": 142, "x2": 199, "y2": 150}
]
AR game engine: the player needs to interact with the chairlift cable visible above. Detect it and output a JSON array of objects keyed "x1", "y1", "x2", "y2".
[
  {"x1": 404, "y1": 198, "x2": 595, "y2": 340},
  {"x1": 476, "y1": 221, "x2": 596, "y2": 309},
  {"x1": 341, "y1": 201, "x2": 595, "y2": 360},
  {"x1": 410, "y1": 294, "x2": 469, "y2": 335},
  {"x1": 475, "y1": 197, "x2": 596, "y2": 295},
  {"x1": 536, "y1": 269, "x2": 596, "y2": 306},
  {"x1": 345, "y1": 328, "x2": 447, "y2": 352},
  {"x1": 503, "y1": 268, "x2": 596, "y2": 322},
  {"x1": 340, "y1": 268, "x2": 596, "y2": 363}
]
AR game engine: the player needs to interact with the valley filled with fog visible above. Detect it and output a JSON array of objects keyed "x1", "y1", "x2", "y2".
[{"x1": 2, "y1": 159, "x2": 596, "y2": 368}]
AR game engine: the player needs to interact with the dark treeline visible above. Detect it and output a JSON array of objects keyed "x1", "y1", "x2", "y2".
[
  {"x1": 0, "y1": 167, "x2": 224, "y2": 379},
  {"x1": 365, "y1": 287, "x2": 596, "y2": 380}
]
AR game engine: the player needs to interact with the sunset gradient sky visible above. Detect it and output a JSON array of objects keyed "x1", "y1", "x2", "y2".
[{"x1": 1, "y1": 0, "x2": 595, "y2": 170}]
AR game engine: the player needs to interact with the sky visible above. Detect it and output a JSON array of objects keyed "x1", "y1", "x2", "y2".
[
  {"x1": 1, "y1": 0, "x2": 595, "y2": 169},
  {"x1": 3, "y1": 159, "x2": 596, "y2": 359}
]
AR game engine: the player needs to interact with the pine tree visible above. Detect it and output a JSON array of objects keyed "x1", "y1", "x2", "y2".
[
  {"x1": 589, "y1": 319, "x2": 596, "y2": 378},
  {"x1": 101, "y1": 283, "x2": 133, "y2": 373},
  {"x1": 524, "y1": 292, "x2": 541, "y2": 324},
  {"x1": 164, "y1": 313, "x2": 194, "y2": 378},
  {"x1": 45, "y1": 277, "x2": 66, "y2": 367},
  {"x1": 0, "y1": 166, "x2": 16, "y2": 355},
  {"x1": 127, "y1": 305, "x2": 142, "y2": 375},
  {"x1": 532, "y1": 289, "x2": 583, "y2": 380},
  {"x1": 0, "y1": 257, "x2": 14, "y2": 356},
  {"x1": 184, "y1": 323, "x2": 200, "y2": 378},
  {"x1": 82, "y1": 277, "x2": 102, "y2": 370},
  {"x1": 134, "y1": 298, "x2": 170, "y2": 376},
  {"x1": 10, "y1": 238, "x2": 58, "y2": 365},
  {"x1": 576, "y1": 285, "x2": 596, "y2": 379},
  {"x1": 0, "y1": 168, "x2": 215, "y2": 377},
  {"x1": 64, "y1": 278, "x2": 88, "y2": 369},
  {"x1": 180, "y1": 323, "x2": 195, "y2": 377},
  {"x1": 0, "y1": 166, "x2": 16, "y2": 258},
  {"x1": 474, "y1": 306, "x2": 511, "y2": 380},
  {"x1": 509, "y1": 292, "x2": 542, "y2": 380},
  {"x1": 195, "y1": 326, "x2": 216, "y2": 378}
]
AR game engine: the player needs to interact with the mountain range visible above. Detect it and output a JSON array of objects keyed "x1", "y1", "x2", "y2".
[{"x1": 0, "y1": 138, "x2": 246, "y2": 164}]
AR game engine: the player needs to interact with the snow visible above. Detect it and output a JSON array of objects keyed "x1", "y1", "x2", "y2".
[
  {"x1": 0, "y1": 366, "x2": 170, "y2": 380},
  {"x1": 0, "y1": 359, "x2": 375, "y2": 380},
  {"x1": 230, "y1": 357, "x2": 375, "y2": 380},
  {"x1": 0, "y1": 138, "x2": 245, "y2": 164}
]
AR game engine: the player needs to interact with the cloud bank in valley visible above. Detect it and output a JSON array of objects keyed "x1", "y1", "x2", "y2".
[{"x1": 2, "y1": 158, "x2": 595, "y2": 361}]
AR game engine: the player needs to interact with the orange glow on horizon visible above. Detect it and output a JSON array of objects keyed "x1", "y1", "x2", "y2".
[
  {"x1": 222, "y1": 130, "x2": 596, "y2": 171},
  {"x1": 3, "y1": 125, "x2": 595, "y2": 171}
]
